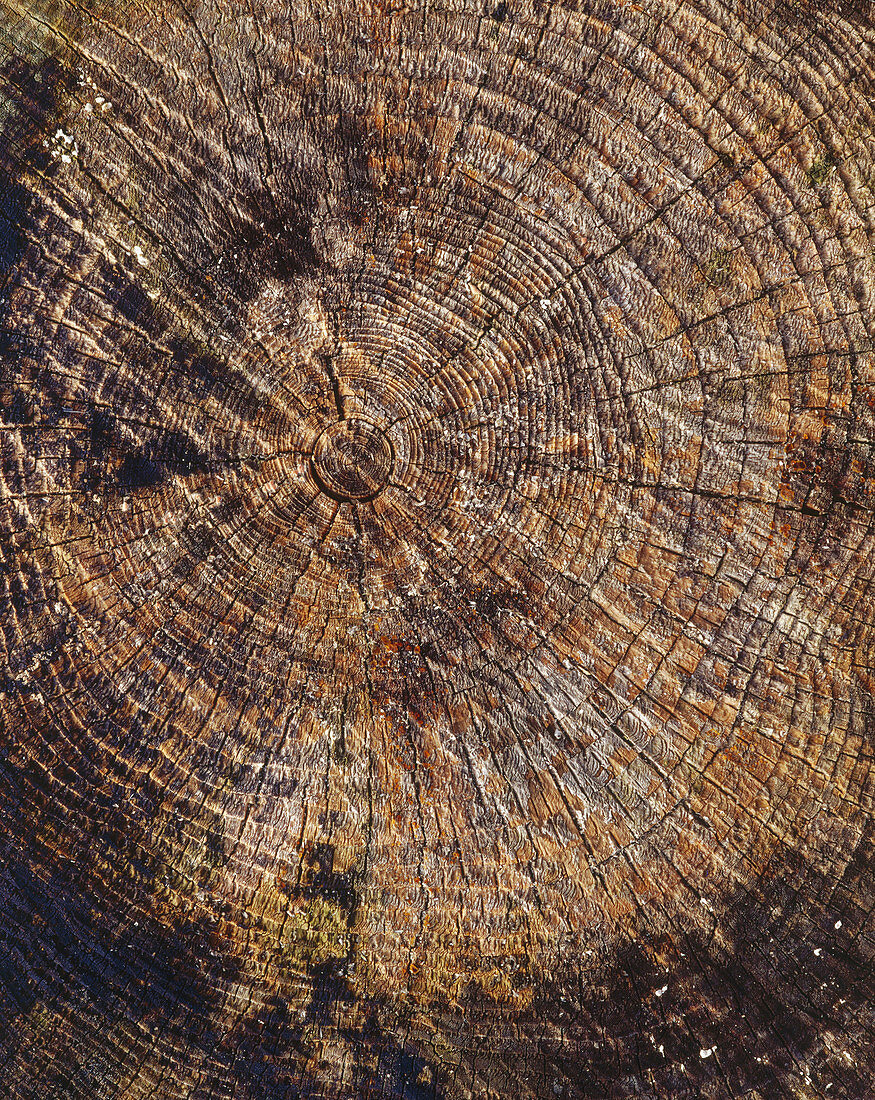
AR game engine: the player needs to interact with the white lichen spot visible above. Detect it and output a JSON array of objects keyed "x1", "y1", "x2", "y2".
[
  {"x1": 835, "y1": 920, "x2": 842, "y2": 929},
  {"x1": 655, "y1": 985, "x2": 668, "y2": 997},
  {"x1": 48, "y1": 129, "x2": 79, "y2": 163},
  {"x1": 700, "y1": 1047, "x2": 715, "y2": 1059},
  {"x1": 132, "y1": 244, "x2": 149, "y2": 267},
  {"x1": 814, "y1": 948, "x2": 822, "y2": 956}
]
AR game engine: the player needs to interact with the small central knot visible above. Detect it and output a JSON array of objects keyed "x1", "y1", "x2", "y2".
[{"x1": 310, "y1": 418, "x2": 393, "y2": 501}]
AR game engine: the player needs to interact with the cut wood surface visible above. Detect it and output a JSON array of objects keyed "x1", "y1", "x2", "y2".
[{"x1": 1, "y1": 0, "x2": 875, "y2": 1096}]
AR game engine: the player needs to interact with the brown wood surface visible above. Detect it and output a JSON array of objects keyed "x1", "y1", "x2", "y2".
[{"x1": 1, "y1": 0, "x2": 875, "y2": 1096}]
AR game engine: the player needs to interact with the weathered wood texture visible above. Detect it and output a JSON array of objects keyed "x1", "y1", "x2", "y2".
[{"x1": 1, "y1": 0, "x2": 875, "y2": 1096}]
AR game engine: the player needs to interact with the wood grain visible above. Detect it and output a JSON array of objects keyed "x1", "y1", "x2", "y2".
[{"x1": 1, "y1": 0, "x2": 874, "y2": 1096}]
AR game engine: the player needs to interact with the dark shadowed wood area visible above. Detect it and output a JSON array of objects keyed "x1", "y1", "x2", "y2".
[{"x1": 2, "y1": 0, "x2": 875, "y2": 1096}]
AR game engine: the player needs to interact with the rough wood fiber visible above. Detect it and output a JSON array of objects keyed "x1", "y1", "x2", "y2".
[{"x1": 1, "y1": 0, "x2": 875, "y2": 1096}]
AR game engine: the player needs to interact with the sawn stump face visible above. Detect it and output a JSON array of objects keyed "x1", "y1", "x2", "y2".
[{"x1": 1, "y1": 0, "x2": 875, "y2": 1097}]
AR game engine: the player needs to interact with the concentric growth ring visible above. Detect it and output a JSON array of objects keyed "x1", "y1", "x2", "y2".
[{"x1": 310, "y1": 418, "x2": 394, "y2": 501}]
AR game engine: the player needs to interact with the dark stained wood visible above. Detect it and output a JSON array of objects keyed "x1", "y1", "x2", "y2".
[{"x1": 1, "y1": 0, "x2": 875, "y2": 1095}]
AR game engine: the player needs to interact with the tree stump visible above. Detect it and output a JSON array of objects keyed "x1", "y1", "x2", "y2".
[{"x1": 1, "y1": 0, "x2": 875, "y2": 1096}]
